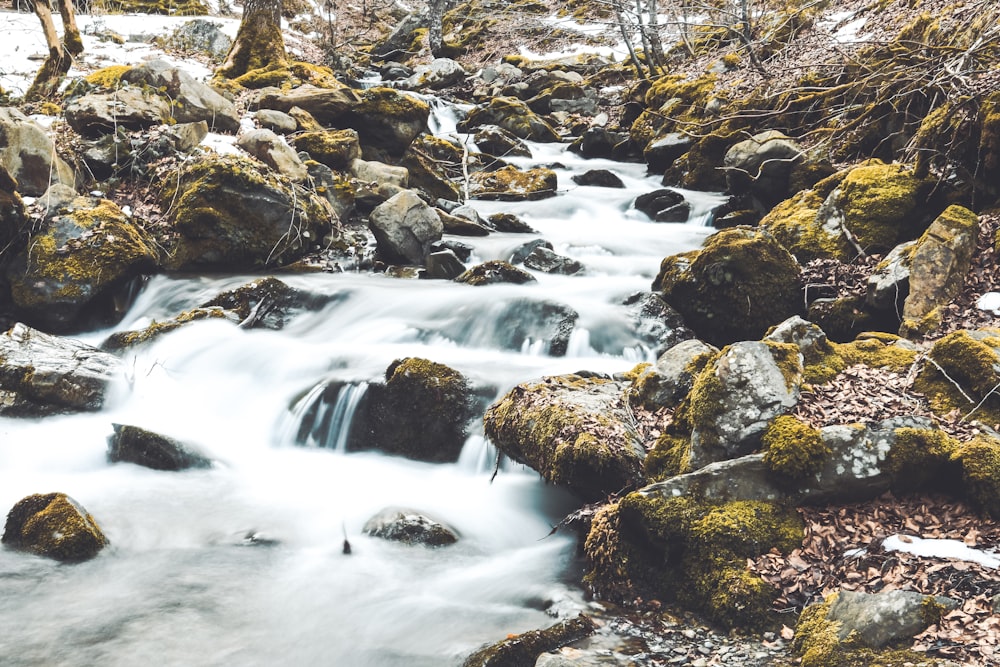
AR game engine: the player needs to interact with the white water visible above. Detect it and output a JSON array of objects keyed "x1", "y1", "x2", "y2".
[{"x1": 0, "y1": 127, "x2": 723, "y2": 665}]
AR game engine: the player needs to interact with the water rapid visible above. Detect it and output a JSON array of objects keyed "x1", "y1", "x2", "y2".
[{"x1": 0, "y1": 121, "x2": 724, "y2": 665}]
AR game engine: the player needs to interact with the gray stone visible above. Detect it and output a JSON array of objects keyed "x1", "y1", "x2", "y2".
[
  {"x1": 108, "y1": 424, "x2": 212, "y2": 471},
  {"x1": 474, "y1": 124, "x2": 532, "y2": 158},
  {"x1": 623, "y1": 292, "x2": 695, "y2": 357},
  {"x1": 350, "y1": 158, "x2": 409, "y2": 189},
  {"x1": 65, "y1": 88, "x2": 171, "y2": 138},
  {"x1": 400, "y1": 58, "x2": 467, "y2": 90},
  {"x1": 120, "y1": 60, "x2": 240, "y2": 133},
  {"x1": 369, "y1": 190, "x2": 443, "y2": 265},
  {"x1": 0, "y1": 107, "x2": 77, "y2": 195},
  {"x1": 644, "y1": 132, "x2": 695, "y2": 171},
  {"x1": 164, "y1": 19, "x2": 232, "y2": 60},
  {"x1": 236, "y1": 128, "x2": 308, "y2": 181},
  {"x1": 524, "y1": 246, "x2": 584, "y2": 275},
  {"x1": 638, "y1": 338, "x2": 717, "y2": 407},
  {"x1": 724, "y1": 130, "x2": 804, "y2": 208},
  {"x1": 507, "y1": 239, "x2": 553, "y2": 264},
  {"x1": 764, "y1": 316, "x2": 830, "y2": 361},
  {"x1": 253, "y1": 109, "x2": 298, "y2": 134},
  {"x1": 572, "y1": 169, "x2": 625, "y2": 188},
  {"x1": 866, "y1": 241, "x2": 914, "y2": 312},
  {"x1": 256, "y1": 85, "x2": 361, "y2": 126},
  {"x1": 825, "y1": 590, "x2": 959, "y2": 648},
  {"x1": 425, "y1": 249, "x2": 466, "y2": 280},
  {"x1": 638, "y1": 454, "x2": 783, "y2": 504},
  {"x1": 362, "y1": 507, "x2": 459, "y2": 546}
]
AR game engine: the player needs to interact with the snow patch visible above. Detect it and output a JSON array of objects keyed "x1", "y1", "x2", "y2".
[
  {"x1": 977, "y1": 292, "x2": 1000, "y2": 315},
  {"x1": 883, "y1": 534, "x2": 1000, "y2": 569}
]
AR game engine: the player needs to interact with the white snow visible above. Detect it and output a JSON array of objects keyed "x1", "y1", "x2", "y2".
[
  {"x1": 977, "y1": 292, "x2": 1000, "y2": 315},
  {"x1": 883, "y1": 534, "x2": 1000, "y2": 569}
]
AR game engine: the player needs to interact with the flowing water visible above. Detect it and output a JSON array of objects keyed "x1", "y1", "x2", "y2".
[{"x1": 0, "y1": 114, "x2": 723, "y2": 665}]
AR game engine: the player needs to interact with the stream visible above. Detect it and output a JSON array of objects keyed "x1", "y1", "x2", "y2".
[{"x1": 0, "y1": 106, "x2": 724, "y2": 665}]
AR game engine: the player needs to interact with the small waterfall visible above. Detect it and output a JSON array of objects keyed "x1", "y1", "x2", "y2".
[{"x1": 287, "y1": 380, "x2": 370, "y2": 451}]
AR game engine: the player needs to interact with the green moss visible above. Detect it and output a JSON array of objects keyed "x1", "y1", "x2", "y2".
[
  {"x1": 643, "y1": 432, "x2": 692, "y2": 481},
  {"x1": 760, "y1": 190, "x2": 850, "y2": 262},
  {"x1": 952, "y1": 435, "x2": 1000, "y2": 517},
  {"x1": 833, "y1": 334, "x2": 917, "y2": 372},
  {"x1": 913, "y1": 330, "x2": 1000, "y2": 423},
  {"x1": 461, "y1": 615, "x2": 595, "y2": 667},
  {"x1": 294, "y1": 129, "x2": 360, "y2": 170},
  {"x1": 1, "y1": 493, "x2": 108, "y2": 562},
  {"x1": 96, "y1": 0, "x2": 208, "y2": 14},
  {"x1": 762, "y1": 415, "x2": 829, "y2": 484},
  {"x1": 838, "y1": 162, "x2": 926, "y2": 252},
  {"x1": 882, "y1": 427, "x2": 958, "y2": 493},
  {"x1": 102, "y1": 307, "x2": 233, "y2": 351},
  {"x1": 84, "y1": 65, "x2": 132, "y2": 89},
  {"x1": 469, "y1": 166, "x2": 558, "y2": 201}
]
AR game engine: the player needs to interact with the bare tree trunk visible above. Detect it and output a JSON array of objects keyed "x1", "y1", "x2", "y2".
[
  {"x1": 218, "y1": 0, "x2": 288, "y2": 79},
  {"x1": 427, "y1": 0, "x2": 449, "y2": 57},
  {"x1": 634, "y1": 0, "x2": 655, "y2": 77},
  {"x1": 25, "y1": 0, "x2": 82, "y2": 102},
  {"x1": 613, "y1": 0, "x2": 646, "y2": 77},
  {"x1": 646, "y1": 0, "x2": 666, "y2": 75}
]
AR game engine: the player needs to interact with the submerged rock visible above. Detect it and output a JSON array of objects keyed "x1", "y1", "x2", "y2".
[
  {"x1": 2, "y1": 493, "x2": 108, "y2": 562},
  {"x1": 362, "y1": 507, "x2": 459, "y2": 546},
  {"x1": 462, "y1": 616, "x2": 595, "y2": 667}
]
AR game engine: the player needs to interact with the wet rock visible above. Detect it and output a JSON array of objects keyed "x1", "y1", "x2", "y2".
[
  {"x1": 524, "y1": 247, "x2": 584, "y2": 275},
  {"x1": 430, "y1": 239, "x2": 473, "y2": 262},
  {"x1": 101, "y1": 307, "x2": 238, "y2": 351},
  {"x1": 5, "y1": 195, "x2": 157, "y2": 332},
  {"x1": 0, "y1": 323, "x2": 123, "y2": 416},
  {"x1": 633, "y1": 188, "x2": 690, "y2": 222},
  {"x1": 400, "y1": 134, "x2": 463, "y2": 202},
  {"x1": 202, "y1": 276, "x2": 336, "y2": 330},
  {"x1": 572, "y1": 169, "x2": 624, "y2": 188},
  {"x1": 507, "y1": 239, "x2": 553, "y2": 264},
  {"x1": 369, "y1": 190, "x2": 443, "y2": 265},
  {"x1": 456, "y1": 260, "x2": 536, "y2": 286},
  {"x1": 425, "y1": 249, "x2": 466, "y2": 279},
  {"x1": 362, "y1": 507, "x2": 459, "y2": 546},
  {"x1": 489, "y1": 212, "x2": 536, "y2": 234},
  {"x1": 900, "y1": 204, "x2": 979, "y2": 337},
  {"x1": 345, "y1": 87, "x2": 429, "y2": 156},
  {"x1": 474, "y1": 125, "x2": 532, "y2": 158},
  {"x1": 568, "y1": 127, "x2": 630, "y2": 160},
  {"x1": 458, "y1": 96, "x2": 560, "y2": 142},
  {"x1": 108, "y1": 424, "x2": 212, "y2": 471},
  {"x1": 469, "y1": 166, "x2": 557, "y2": 201},
  {"x1": 2, "y1": 493, "x2": 108, "y2": 562},
  {"x1": 484, "y1": 374, "x2": 645, "y2": 500},
  {"x1": 644, "y1": 132, "x2": 695, "y2": 172},
  {"x1": 237, "y1": 128, "x2": 308, "y2": 181},
  {"x1": 0, "y1": 108, "x2": 77, "y2": 196},
  {"x1": 438, "y1": 209, "x2": 490, "y2": 236},
  {"x1": 354, "y1": 357, "x2": 476, "y2": 463},
  {"x1": 120, "y1": 59, "x2": 240, "y2": 132},
  {"x1": 462, "y1": 616, "x2": 595, "y2": 667},
  {"x1": 653, "y1": 227, "x2": 803, "y2": 347},
  {"x1": 623, "y1": 291, "x2": 694, "y2": 357}
]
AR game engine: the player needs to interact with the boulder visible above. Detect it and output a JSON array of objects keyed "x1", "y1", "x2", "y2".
[
  {"x1": 633, "y1": 188, "x2": 690, "y2": 222},
  {"x1": 523, "y1": 246, "x2": 583, "y2": 275},
  {"x1": 686, "y1": 341, "x2": 802, "y2": 468},
  {"x1": 484, "y1": 374, "x2": 645, "y2": 501},
  {"x1": 865, "y1": 241, "x2": 914, "y2": 312},
  {"x1": 108, "y1": 424, "x2": 212, "y2": 471},
  {"x1": 353, "y1": 357, "x2": 476, "y2": 463},
  {"x1": 643, "y1": 132, "x2": 695, "y2": 172},
  {"x1": 399, "y1": 58, "x2": 467, "y2": 90},
  {"x1": 0, "y1": 323, "x2": 123, "y2": 416},
  {"x1": 440, "y1": 298, "x2": 577, "y2": 356},
  {"x1": 345, "y1": 87, "x2": 429, "y2": 156},
  {"x1": 900, "y1": 204, "x2": 979, "y2": 337},
  {"x1": 203, "y1": 276, "x2": 336, "y2": 329},
  {"x1": 489, "y1": 212, "x2": 536, "y2": 234},
  {"x1": 5, "y1": 196, "x2": 156, "y2": 332},
  {"x1": 913, "y1": 329, "x2": 1000, "y2": 425},
  {"x1": 236, "y1": 128, "x2": 308, "y2": 181},
  {"x1": 161, "y1": 154, "x2": 333, "y2": 271},
  {"x1": 527, "y1": 83, "x2": 598, "y2": 116},
  {"x1": 102, "y1": 307, "x2": 238, "y2": 351},
  {"x1": 362, "y1": 507, "x2": 459, "y2": 546},
  {"x1": 0, "y1": 107, "x2": 77, "y2": 196},
  {"x1": 456, "y1": 260, "x2": 536, "y2": 286},
  {"x1": 474, "y1": 125, "x2": 532, "y2": 159},
  {"x1": 461, "y1": 616, "x2": 595, "y2": 667},
  {"x1": 653, "y1": 227, "x2": 803, "y2": 347},
  {"x1": 253, "y1": 109, "x2": 298, "y2": 134},
  {"x1": 425, "y1": 249, "x2": 466, "y2": 279},
  {"x1": 458, "y1": 97, "x2": 560, "y2": 142},
  {"x1": 468, "y1": 166, "x2": 557, "y2": 201},
  {"x1": 256, "y1": 85, "x2": 361, "y2": 126},
  {"x1": 568, "y1": 127, "x2": 630, "y2": 160},
  {"x1": 0, "y1": 164, "x2": 28, "y2": 259},
  {"x1": 571, "y1": 169, "x2": 624, "y2": 188},
  {"x1": 368, "y1": 190, "x2": 443, "y2": 265},
  {"x1": 164, "y1": 19, "x2": 232, "y2": 60},
  {"x1": 723, "y1": 130, "x2": 805, "y2": 209},
  {"x1": 437, "y1": 209, "x2": 490, "y2": 236},
  {"x1": 506, "y1": 239, "x2": 552, "y2": 264},
  {"x1": 81, "y1": 122, "x2": 209, "y2": 181},
  {"x1": 64, "y1": 88, "x2": 172, "y2": 138},
  {"x1": 120, "y1": 60, "x2": 240, "y2": 132},
  {"x1": 628, "y1": 338, "x2": 716, "y2": 409},
  {"x1": 399, "y1": 134, "x2": 463, "y2": 201},
  {"x1": 350, "y1": 158, "x2": 409, "y2": 189},
  {"x1": 2, "y1": 493, "x2": 108, "y2": 562}
]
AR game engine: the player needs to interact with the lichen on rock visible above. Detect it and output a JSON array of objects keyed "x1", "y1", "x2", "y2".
[{"x1": 2, "y1": 493, "x2": 108, "y2": 562}]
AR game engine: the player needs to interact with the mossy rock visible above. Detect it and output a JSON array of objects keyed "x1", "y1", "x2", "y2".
[
  {"x1": 82, "y1": 65, "x2": 133, "y2": 90},
  {"x1": 461, "y1": 615, "x2": 595, "y2": 667},
  {"x1": 661, "y1": 131, "x2": 736, "y2": 191},
  {"x1": 469, "y1": 165, "x2": 557, "y2": 201},
  {"x1": 346, "y1": 87, "x2": 430, "y2": 156},
  {"x1": 160, "y1": 154, "x2": 332, "y2": 271},
  {"x1": 585, "y1": 494, "x2": 801, "y2": 629},
  {"x1": 354, "y1": 357, "x2": 475, "y2": 463},
  {"x1": 643, "y1": 432, "x2": 692, "y2": 482},
  {"x1": 833, "y1": 333, "x2": 917, "y2": 372},
  {"x1": 400, "y1": 134, "x2": 463, "y2": 202},
  {"x1": 760, "y1": 189, "x2": 851, "y2": 262},
  {"x1": 102, "y1": 307, "x2": 236, "y2": 351},
  {"x1": 882, "y1": 427, "x2": 959, "y2": 494},
  {"x1": 762, "y1": 415, "x2": 829, "y2": 486},
  {"x1": 2, "y1": 493, "x2": 108, "y2": 562},
  {"x1": 5, "y1": 197, "x2": 157, "y2": 333},
  {"x1": 913, "y1": 329, "x2": 1000, "y2": 425},
  {"x1": 294, "y1": 129, "x2": 361, "y2": 170},
  {"x1": 484, "y1": 374, "x2": 645, "y2": 501},
  {"x1": 458, "y1": 96, "x2": 560, "y2": 143},
  {"x1": 0, "y1": 164, "x2": 28, "y2": 260},
  {"x1": 631, "y1": 73, "x2": 719, "y2": 148},
  {"x1": 952, "y1": 435, "x2": 1000, "y2": 518},
  {"x1": 652, "y1": 226, "x2": 802, "y2": 347},
  {"x1": 830, "y1": 162, "x2": 930, "y2": 254}
]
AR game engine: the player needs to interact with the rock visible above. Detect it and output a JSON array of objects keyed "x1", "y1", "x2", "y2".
[
  {"x1": 371, "y1": 10, "x2": 426, "y2": 60},
  {"x1": 345, "y1": 87, "x2": 429, "y2": 156},
  {"x1": 644, "y1": 132, "x2": 695, "y2": 172},
  {"x1": 362, "y1": 507, "x2": 459, "y2": 546},
  {"x1": 0, "y1": 107, "x2": 78, "y2": 196},
  {"x1": 451, "y1": 205, "x2": 485, "y2": 226},
  {"x1": 723, "y1": 130, "x2": 805, "y2": 209},
  {"x1": 653, "y1": 227, "x2": 803, "y2": 347},
  {"x1": 305, "y1": 161, "x2": 355, "y2": 220},
  {"x1": 865, "y1": 241, "x2": 914, "y2": 312},
  {"x1": 256, "y1": 85, "x2": 361, "y2": 126},
  {"x1": 630, "y1": 338, "x2": 716, "y2": 409},
  {"x1": 253, "y1": 109, "x2": 298, "y2": 134},
  {"x1": 64, "y1": 88, "x2": 172, "y2": 138},
  {"x1": 0, "y1": 164, "x2": 27, "y2": 258},
  {"x1": 236, "y1": 128, "x2": 308, "y2": 181},
  {"x1": 400, "y1": 134, "x2": 463, "y2": 201},
  {"x1": 819, "y1": 590, "x2": 958, "y2": 649},
  {"x1": 120, "y1": 60, "x2": 241, "y2": 133},
  {"x1": 425, "y1": 249, "x2": 466, "y2": 279},
  {"x1": 469, "y1": 166, "x2": 557, "y2": 201},
  {"x1": 0, "y1": 324, "x2": 123, "y2": 416},
  {"x1": 2, "y1": 493, "x2": 108, "y2": 562},
  {"x1": 524, "y1": 247, "x2": 584, "y2": 275},
  {"x1": 763, "y1": 315, "x2": 831, "y2": 363},
  {"x1": 687, "y1": 341, "x2": 802, "y2": 468},
  {"x1": 81, "y1": 122, "x2": 209, "y2": 181},
  {"x1": 456, "y1": 260, "x2": 536, "y2": 286},
  {"x1": 507, "y1": 239, "x2": 553, "y2": 264},
  {"x1": 101, "y1": 307, "x2": 238, "y2": 350},
  {"x1": 162, "y1": 154, "x2": 333, "y2": 271},
  {"x1": 350, "y1": 157, "x2": 409, "y2": 190},
  {"x1": 368, "y1": 190, "x2": 443, "y2": 265},
  {"x1": 568, "y1": 127, "x2": 630, "y2": 160},
  {"x1": 474, "y1": 125, "x2": 532, "y2": 158},
  {"x1": 913, "y1": 329, "x2": 1000, "y2": 426},
  {"x1": 202, "y1": 276, "x2": 336, "y2": 329},
  {"x1": 528, "y1": 83, "x2": 598, "y2": 116},
  {"x1": 353, "y1": 357, "x2": 476, "y2": 463},
  {"x1": 458, "y1": 96, "x2": 560, "y2": 142},
  {"x1": 634, "y1": 188, "x2": 690, "y2": 222},
  {"x1": 293, "y1": 129, "x2": 361, "y2": 170},
  {"x1": 638, "y1": 454, "x2": 783, "y2": 503},
  {"x1": 5, "y1": 196, "x2": 157, "y2": 332},
  {"x1": 461, "y1": 616, "x2": 595, "y2": 667},
  {"x1": 430, "y1": 239, "x2": 473, "y2": 262},
  {"x1": 484, "y1": 374, "x2": 645, "y2": 500},
  {"x1": 438, "y1": 209, "x2": 490, "y2": 236},
  {"x1": 108, "y1": 424, "x2": 212, "y2": 471},
  {"x1": 900, "y1": 204, "x2": 979, "y2": 337},
  {"x1": 164, "y1": 19, "x2": 232, "y2": 60},
  {"x1": 758, "y1": 188, "x2": 849, "y2": 263},
  {"x1": 489, "y1": 212, "x2": 536, "y2": 233},
  {"x1": 400, "y1": 58, "x2": 467, "y2": 90},
  {"x1": 571, "y1": 169, "x2": 624, "y2": 188}
]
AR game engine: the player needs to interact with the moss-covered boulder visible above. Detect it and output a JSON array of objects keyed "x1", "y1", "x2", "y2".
[
  {"x1": 469, "y1": 165, "x2": 557, "y2": 201},
  {"x1": 255, "y1": 85, "x2": 360, "y2": 127},
  {"x1": 5, "y1": 196, "x2": 156, "y2": 332},
  {"x1": 0, "y1": 163, "x2": 28, "y2": 261},
  {"x1": 899, "y1": 204, "x2": 979, "y2": 338},
  {"x1": 456, "y1": 260, "x2": 536, "y2": 286},
  {"x1": 101, "y1": 307, "x2": 237, "y2": 351},
  {"x1": 64, "y1": 88, "x2": 173, "y2": 138},
  {"x1": 484, "y1": 374, "x2": 645, "y2": 501},
  {"x1": 344, "y1": 87, "x2": 429, "y2": 157},
  {"x1": 913, "y1": 329, "x2": 1000, "y2": 425},
  {"x1": 354, "y1": 358, "x2": 476, "y2": 463},
  {"x1": 400, "y1": 134, "x2": 463, "y2": 202},
  {"x1": 723, "y1": 130, "x2": 806, "y2": 209},
  {"x1": 585, "y1": 493, "x2": 801, "y2": 629},
  {"x1": 108, "y1": 424, "x2": 212, "y2": 471},
  {"x1": 362, "y1": 507, "x2": 459, "y2": 547},
  {"x1": 294, "y1": 129, "x2": 361, "y2": 170},
  {"x1": 161, "y1": 154, "x2": 333, "y2": 271},
  {"x1": 951, "y1": 435, "x2": 1000, "y2": 518},
  {"x1": 120, "y1": 59, "x2": 240, "y2": 133},
  {"x1": 368, "y1": 189, "x2": 443, "y2": 266},
  {"x1": 759, "y1": 188, "x2": 851, "y2": 263},
  {"x1": 2, "y1": 493, "x2": 108, "y2": 562},
  {"x1": 458, "y1": 96, "x2": 560, "y2": 142},
  {"x1": 202, "y1": 276, "x2": 336, "y2": 329},
  {"x1": 95, "y1": 0, "x2": 208, "y2": 15},
  {"x1": 461, "y1": 616, "x2": 595, "y2": 667},
  {"x1": 652, "y1": 226, "x2": 802, "y2": 347}
]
